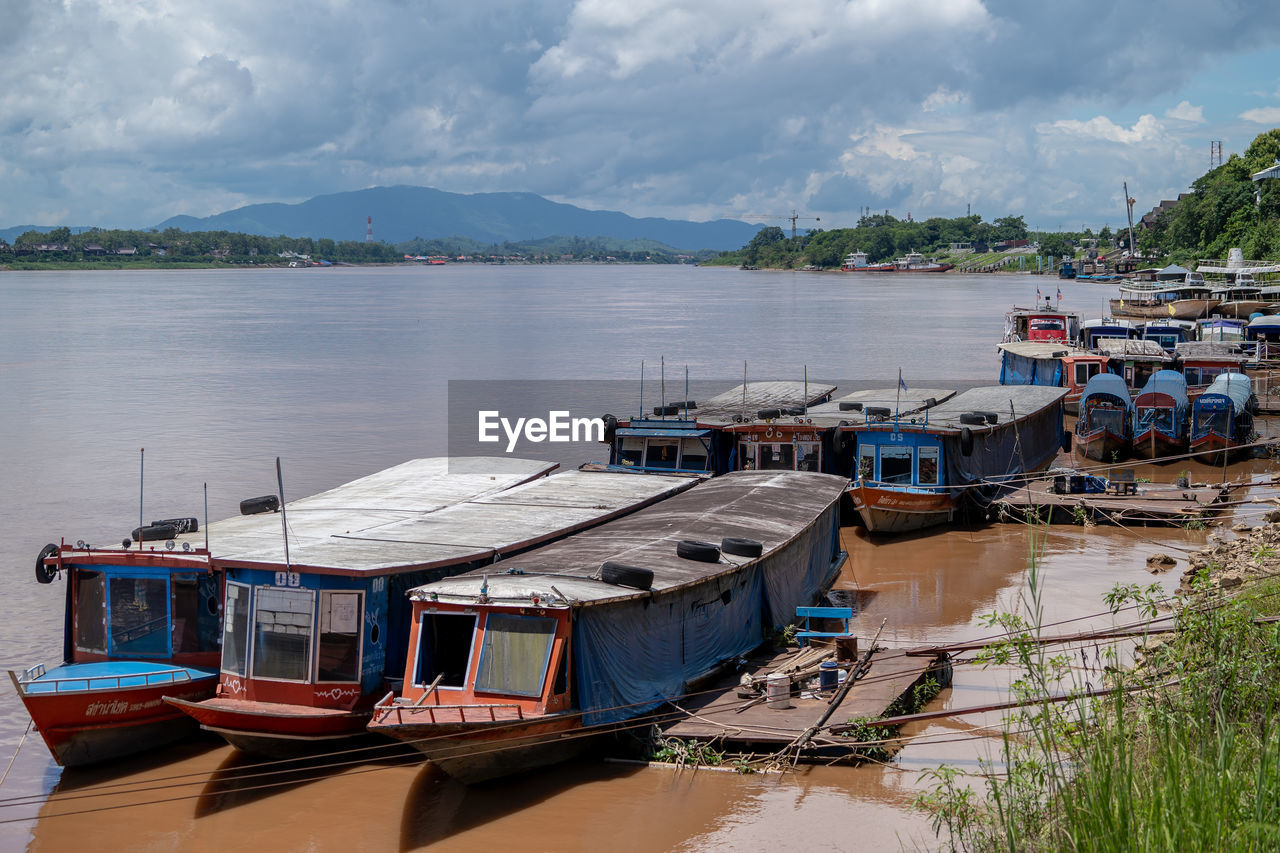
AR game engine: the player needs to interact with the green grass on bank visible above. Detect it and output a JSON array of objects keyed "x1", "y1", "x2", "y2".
[{"x1": 917, "y1": 546, "x2": 1280, "y2": 852}]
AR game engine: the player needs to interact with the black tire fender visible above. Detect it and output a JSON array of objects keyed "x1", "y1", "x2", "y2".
[
  {"x1": 839, "y1": 401, "x2": 863, "y2": 412},
  {"x1": 757, "y1": 408, "x2": 781, "y2": 421},
  {"x1": 151, "y1": 516, "x2": 199, "y2": 534},
  {"x1": 676, "y1": 540, "x2": 721, "y2": 563},
  {"x1": 1061, "y1": 431, "x2": 1073, "y2": 452},
  {"x1": 866, "y1": 406, "x2": 891, "y2": 419},
  {"x1": 240, "y1": 494, "x2": 281, "y2": 515},
  {"x1": 980, "y1": 411, "x2": 1000, "y2": 424},
  {"x1": 960, "y1": 426, "x2": 974, "y2": 456},
  {"x1": 133, "y1": 523, "x2": 178, "y2": 542},
  {"x1": 721, "y1": 537, "x2": 763, "y2": 558},
  {"x1": 600, "y1": 561, "x2": 654, "y2": 591},
  {"x1": 602, "y1": 414, "x2": 618, "y2": 443},
  {"x1": 959, "y1": 412, "x2": 987, "y2": 426},
  {"x1": 35, "y1": 543, "x2": 59, "y2": 584},
  {"x1": 652, "y1": 404, "x2": 680, "y2": 416}
]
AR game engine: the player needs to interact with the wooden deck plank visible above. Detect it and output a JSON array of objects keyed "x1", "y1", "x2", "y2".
[
  {"x1": 660, "y1": 646, "x2": 936, "y2": 746},
  {"x1": 994, "y1": 477, "x2": 1229, "y2": 525}
]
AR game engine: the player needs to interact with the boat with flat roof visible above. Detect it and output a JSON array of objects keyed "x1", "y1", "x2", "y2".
[
  {"x1": 845, "y1": 386, "x2": 1068, "y2": 534},
  {"x1": 1111, "y1": 267, "x2": 1217, "y2": 320},
  {"x1": 367, "y1": 470, "x2": 849, "y2": 783},
  {"x1": 12, "y1": 456, "x2": 560, "y2": 767},
  {"x1": 165, "y1": 464, "x2": 696, "y2": 757}
]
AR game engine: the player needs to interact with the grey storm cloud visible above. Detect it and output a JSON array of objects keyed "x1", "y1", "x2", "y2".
[{"x1": 2, "y1": 0, "x2": 1279, "y2": 230}]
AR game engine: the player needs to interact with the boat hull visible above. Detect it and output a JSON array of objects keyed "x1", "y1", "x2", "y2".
[
  {"x1": 10, "y1": 664, "x2": 217, "y2": 767},
  {"x1": 849, "y1": 485, "x2": 955, "y2": 534},
  {"x1": 1109, "y1": 298, "x2": 1219, "y2": 321},
  {"x1": 1076, "y1": 428, "x2": 1130, "y2": 462},
  {"x1": 1190, "y1": 432, "x2": 1238, "y2": 465},
  {"x1": 1212, "y1": 301, "x2": 1271, "y2": 319},
  {"x1": 368, "y1": 709, "x2": 588, "y2": 784},
  {"x1": 164, "y1": 695, "x2": 372, "y2": 758},
  {"x1": 1132, "y1": 429, "x2": 1186, "y2": 460}
]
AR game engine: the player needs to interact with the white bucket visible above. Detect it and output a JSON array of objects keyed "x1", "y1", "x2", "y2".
[{"x1": 766, "y1": 673, "x2": 791, "y2": 709}]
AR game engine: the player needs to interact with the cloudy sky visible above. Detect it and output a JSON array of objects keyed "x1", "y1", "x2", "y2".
[{"x1": 4, "y1": 0, "x2": 1280, "y2": 233}]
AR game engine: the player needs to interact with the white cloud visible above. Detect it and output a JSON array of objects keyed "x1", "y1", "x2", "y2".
[
  {"x1": 1240, "y1": 106, "x2": 1280, "y2": 123},
  {"x1": 1165, "y1": 100, "x2": 1205, "y2": 122},
  {"x1": 1037, "y1": 114, "x2": 1165, "y2": 145}
]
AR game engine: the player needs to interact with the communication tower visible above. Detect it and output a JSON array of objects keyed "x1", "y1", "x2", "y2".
[{"x1": 366, "y1": 216, "x2": 373, "y2": 243}]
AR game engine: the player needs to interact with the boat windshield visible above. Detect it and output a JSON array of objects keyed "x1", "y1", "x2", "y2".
[
  {"x1": 474, "y1": 614, "x2": 556, "y2": 697},
  {"x1": 1197, "y1": 410, "x2": 1231, "y2": 437},
  {"x1": 1088, "y1": 407, "x2": 1126, "y2": 435},
  {"x1": 879, "y1": 446, "x2": 913, "y2": 485},
  {"x1": 251, "y1": 587, "x2": 315, "y2": 682},
  {"x1": 1138, "y1": 407, "x2": 1174, "y2": 433},
  {"x1": 74, "y1": 568, "x2": 220, "y2": 659}
]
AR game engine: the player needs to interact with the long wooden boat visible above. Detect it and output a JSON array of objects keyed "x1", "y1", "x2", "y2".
[
  {"x1": 1110, "y1": 276, "x2": 1218, "y2": 321},
  {"x1": 165, "y1": 466, "x2": 696, "y2": 758},
  {"x1": 1132, "y1": 370, "x2": 1190, "y2": 460},
  {"x1": 1190, "y1": 373, "x2": 1257, "y2": 463},
  {"x1": 367, "y1": 470, "x2": 849, "y2": 783},
  {"x1": 1075, "y1": 373, "x2": 1135, "y2": 462},
  {"x1": 845, "y1": 386, "x2": 1068, "y2": 534},
  {"x1": 11, "y1": 456, "x2": 559, "y2": 767}
]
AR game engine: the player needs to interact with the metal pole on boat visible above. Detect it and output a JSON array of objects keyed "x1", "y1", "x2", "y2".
[
  {"x1": 660, "y1": 355, "x2": 666, "y2": 418},
  {"x1": 741, "y1": 361, "x2": 748, "y2": 422},
  {"x1": 804, "y1": 365, "x2": 808, "y2": 415},
  {"x1": 276, "y1": 457, "x2": 291, "y2": 571},
  {"x1": 685, "y1": 365, "x2": 689, "y2": 418},
  {"x1": 639, "y1": 361, "x2": 644, "y2": 419},
  {"x1": 203, "y1": 482, "x2": 210, "y2": 553},
  {"x1": 139, "y1": 448, "x2": 144, "y2": 549}
]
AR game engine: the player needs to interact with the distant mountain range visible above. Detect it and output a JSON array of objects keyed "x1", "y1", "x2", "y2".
[{"x1": 145, "y1": 186, "x2": 760, "y2": 251}]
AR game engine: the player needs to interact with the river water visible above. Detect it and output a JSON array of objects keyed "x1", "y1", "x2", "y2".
[{"x1": 0, "y1": 265, "x2": 1274, "y2": 850}]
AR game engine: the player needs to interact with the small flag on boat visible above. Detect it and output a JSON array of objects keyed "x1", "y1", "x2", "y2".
[
  {"x1": 1036, "y1": 287, "x2": 1042, "y2": 300},
  {"x1": 898, "y1": 371, "x2": 908, "y2": 392},
  {"x1": 1056, "y1": 286, "x2": 1062, "y2": 301}
]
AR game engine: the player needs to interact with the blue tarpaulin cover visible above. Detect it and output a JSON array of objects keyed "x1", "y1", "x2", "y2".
[{"x1": 571, "y1": 506, "x2": 840, "y2": 726}]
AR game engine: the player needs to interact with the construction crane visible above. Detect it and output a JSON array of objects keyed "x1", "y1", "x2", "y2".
[{"x1": 743, "y1": 209, "x2": 821, "y2": 239}]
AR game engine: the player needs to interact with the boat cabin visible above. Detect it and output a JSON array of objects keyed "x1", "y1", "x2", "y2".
[
  {"x1": 1004, "y1": 301, "x2": 1082, "y2": 343},
  {"x1": 1079, "y1": 318, "x2": 1139, "y2": 350},
  {"x1": 997, "y1": 341, "x2": 1108, "y2": 414},
  {"x1": 606, "y1": 380, "x2": 836, "y2": 476},
  {"x1": 1141, "y1": 320, "x2": 1196, "y2": 352},
  {"x1": 1095, "y1": 339, "x2": 1171, "y2": 392}
]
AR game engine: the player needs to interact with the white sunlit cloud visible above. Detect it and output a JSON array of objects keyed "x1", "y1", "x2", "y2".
[
  {"x1": 1165, "y1": 100, "x2": 1205, "y2": 122},
  {"x1": 1240, "y1": 106, "x2": 1280, "y2": 123}
]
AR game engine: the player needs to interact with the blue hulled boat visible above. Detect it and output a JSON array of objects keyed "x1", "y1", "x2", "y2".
[
  {"x1": 1190, "y1": 373, "x2": 1257, "y2": 463},
  {"x1": 1133, "y1": 370, "x2": 1190, "y2": 460},
  {"x1": 1075, "y1": 373, "x2": 1135, "y2": 462}
]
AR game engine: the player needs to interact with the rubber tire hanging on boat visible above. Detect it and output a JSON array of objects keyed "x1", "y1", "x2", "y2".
[
  {"x1": 721, "y1": 537, "x2": 764, "y2": 558},
  {"x1": 240, "y1": 494, "x2": 280, "y2": 515},
  {"x1": 959, "y1": 412, "x2": 987, "y2": 426},
  {"x1": 960, "y1": 427, "x2": 974, "y2": 456},
  {"x1": 978, "y1": 411, "x2": 1000, "y2": 424},
  {"x1": 151, "y1": 516, "x2": 198, "y2": 534},
  {"x1": 839, "y1": 401, "x2": 863, "y2": 412},
  {"x1": 35, "y1": 543, "x2": 58, "y2": 584},
  {"x1": 602, "y1": 414, "x2": 618, "y2": 442},
  {"x1": 866, "y1": 406, "x2": 891, "y2": 419},
  {"x1": 757, "y1": 408, "x2": 781, "y2": 421},
  {"x1": 600, "y1": 561, "x2": 655, "y2": 591},
  {"x1": 132, "y1": 523, "x2": 178, "y2": 542},
  {"x1": 1061, "y1": 431, "x2": 1073, "y2": 452},
  {"x1": 652, "y1": 404, "x2": 680, "y2": 416},
  {"x1": 676, "y1": 540, "x2": 721, "y2": 563}
]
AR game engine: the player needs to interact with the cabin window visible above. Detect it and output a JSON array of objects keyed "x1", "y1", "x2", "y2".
[
  {"x1": 1090, "y1": 406, "x2": 1127, "y2": 435},
  {"x1": 221, "y1": 582, "x2": 252, "y2": 676},
  {"x1": 1138, "y1": 407, "x2": 1174, "y2": 433},
  {"x1": 645, "y1": 439, "x2": 679, "y2": 469},
  {"x1": 738, "y1": 442, "x2": 757, "y2": 470},
  {"x1": 796, "y1": 442, "x2": 821, "y2": 472},
  {"x1": 171, "y1": 573, "x2": 220, "y2": 654},
  {"x1": 918, "y1": 446, "x2": 940, "y2": 486},
  {"x1": 759, "y1": 443, "x2": 794, "y2": 471},
  {"x1": 252, "y1": 587, "x2": 315, "y2": 682},
  {"x1": 414, "y1": 612, "x2": 477, "y2": 688},
  {"x1": 857, "y1": 446, "x2": 875, "y2": 480},
  {"x1": 616, "y1": 437, "x2": 643, "y2": 467},
  {"x1": 879, "y1": 446, "x2": 913, "y2": 485},
  {"x1": 679, "y1": 437, "x2": 709, "y2": 471},
  {"x1": 108, "y1": 576, "x2": 170, "y2": 657},
  {"x1": 1074, "y1": 362, "x2": 1101, "y2": 386},
  {"x1": 474, "y1": 614, "x2": 557, "y2": 697},
  {"x1": 74, "y1": 571, "x2": 107, "y2": 654},
  {"x1": 316, "y1": 591, "x2": 362, "y2": 682},
  {"x1": 1198, "y1": 410, "x2": 1231, "y2": 436}
]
